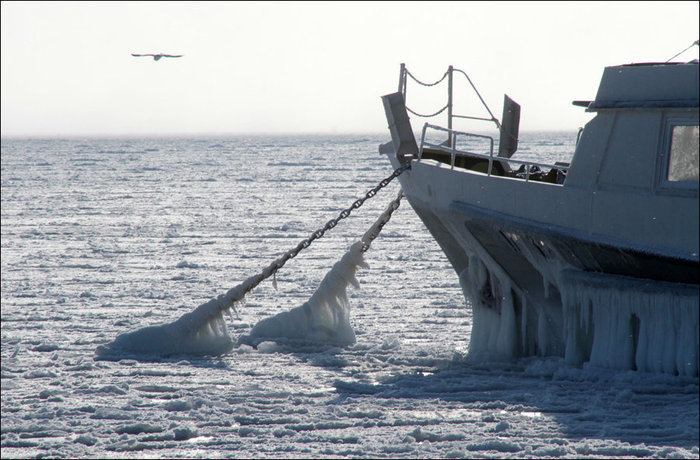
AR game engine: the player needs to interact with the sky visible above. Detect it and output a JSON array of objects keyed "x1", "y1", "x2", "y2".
[{"x1": 1, "y1": 1, "x2": 698, "y2": 137}]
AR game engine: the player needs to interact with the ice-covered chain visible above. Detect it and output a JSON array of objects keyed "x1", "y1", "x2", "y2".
[
  {"x1": 246, "y1": 163, "x2": 411, "y2": 293},
  {"x1": 200, "y1": 163, "x2": 411, "y2": 321},
  {"x1": 360, "y1": 189, "x2": 404, "y2": 253}
]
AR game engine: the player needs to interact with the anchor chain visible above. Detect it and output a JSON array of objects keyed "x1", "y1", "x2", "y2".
[
  {"x1": 360, "y1": 189, "x2": 404, "y2": 252},
  {"x1": 220, "y1": 162, "x2": 412, "y2": 309},
  {"x1": 176, "y1": 163, "x2": 411, "y2": 325},
  {"x1": 259, "y1": 163, "x2": 411, "y2": 281}
]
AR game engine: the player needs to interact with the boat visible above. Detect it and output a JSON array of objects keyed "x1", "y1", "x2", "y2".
[{"x1": 379, "y1": 60, "x2": 699, "y2": 376}]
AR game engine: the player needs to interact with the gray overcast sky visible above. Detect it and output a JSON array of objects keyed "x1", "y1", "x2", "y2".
[{"x1": 1, "y1": 1, "x2": 698, "y2": 137}]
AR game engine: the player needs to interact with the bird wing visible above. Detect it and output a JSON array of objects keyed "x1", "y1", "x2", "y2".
[
  {"x1": 161, "y1": 54, "x2": 184, "y2": 58},
  {"x1": 131, "y1": 53, "x2": 155, "y2": 57}
]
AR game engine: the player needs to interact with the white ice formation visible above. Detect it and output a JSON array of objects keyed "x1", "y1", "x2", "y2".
[
  {"x1": 96, "y1": 242, "x2": 367, "y2": 357},
  {"x1": 96, "y1": 192, "x2": 400, "y2": 358},
  {"x1": 95, "y1": 279, "x2": 250, "y2": 358},
  {"x1": 96, "y1": 241, "x2": 364, "y2": 358},
  {"x1": 95, "y1": 296, "x2": 241, "y2": 358},
  {"x1": 561, "y1": 270, "x2": 698, "y2": 376},
  {"x1": 245, "y1": 193, "x2": 402, "y2": 347},
  {"x1": 247, "y1": 241, "x2": 368, "y2": 346},
  {"x1": 460, "y1": 252, "x2": 699, "y2": 377}
]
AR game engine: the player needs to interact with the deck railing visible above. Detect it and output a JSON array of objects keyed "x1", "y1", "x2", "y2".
[
  {"x1": 398, "y1": 63, "x2": 501, "y2": 136},
  {"x1": 419, "y1": 123, "x2": 495, "y2": 170},
  {"x1": 400, "y1": 63, "x2": 567, "y2": 182},
  {"x1": 419, "y1": 124, "x2": 569, "y2": 182}
]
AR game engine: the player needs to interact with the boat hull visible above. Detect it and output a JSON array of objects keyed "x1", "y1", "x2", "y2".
[
  {"x1": 385, "y1": 152, "x2": 699, "y2": 376},
  {"x1": 380, "y1": 61, "x2": 698, "y2": 376}
]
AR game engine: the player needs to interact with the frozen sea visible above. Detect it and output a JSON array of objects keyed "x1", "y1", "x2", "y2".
[{"x1": 1, "y1": 133, "x2": 698, "y2": 459}]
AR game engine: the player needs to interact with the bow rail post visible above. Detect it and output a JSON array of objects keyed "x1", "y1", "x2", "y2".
[{"x1": 447, "y1": 65, "x2": 453, "y2": 147}]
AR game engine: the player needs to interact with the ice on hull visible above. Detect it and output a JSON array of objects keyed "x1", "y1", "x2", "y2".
[
  {"x1": 380, "y1": 60, "x2": 698, "y2": 376},
  {"x1": 425, "y1": 199, "x2": 699, "y2": 377},
  {"x1": 561, "y1": 270, "x2": 698, "y2": 376}
]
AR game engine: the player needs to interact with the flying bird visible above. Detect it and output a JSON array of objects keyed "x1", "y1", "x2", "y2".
[{"x1": 131, "y1": 53, "x2": 184, "y2": 61}]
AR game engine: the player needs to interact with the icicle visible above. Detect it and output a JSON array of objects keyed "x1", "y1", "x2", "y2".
[
  {"x1": 231, "y1": 300, "x2": 241, "y2": 320},
  {"x1": 521, "y1": 296, "x2": 528, "y2": 351},
  {"x1": 559, "y1": 270, "x2": 698, "y2": 376}
]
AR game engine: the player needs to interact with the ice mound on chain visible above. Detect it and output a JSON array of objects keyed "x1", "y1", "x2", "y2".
[
  {"x1": 247, "y1": 241, "x2": 368, "y2": 346},
  {"x1": 95, "y1": 284, "x2": 248, "y2": 359}
]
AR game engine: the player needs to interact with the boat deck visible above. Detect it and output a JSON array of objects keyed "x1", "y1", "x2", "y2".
[{"x1": 420, "y1": 147, "x2": 566, "y2": 184}]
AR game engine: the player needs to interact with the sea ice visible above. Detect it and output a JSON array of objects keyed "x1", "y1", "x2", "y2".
[{"x1": 3, "y1": 135, "x2": 698, "y2": 459}]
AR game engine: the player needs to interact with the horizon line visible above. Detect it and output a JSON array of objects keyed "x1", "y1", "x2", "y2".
[{"x1": 0, "y1": 129, "x2": 580, "y2": 140}]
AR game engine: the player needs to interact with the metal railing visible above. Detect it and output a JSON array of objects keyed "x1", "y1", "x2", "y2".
[
  {"x1": 398, "y1": 63, "x2": 501, "y2": 135},
  {"x1": 419, "y1": 124, "x2": 569, "y2": 182},
  {"x1": 419, "y1": 123, "x2": 495, "y2": 171},
  {"x1": 400, "y1": 64, "x2": 568, "y2": 182}
]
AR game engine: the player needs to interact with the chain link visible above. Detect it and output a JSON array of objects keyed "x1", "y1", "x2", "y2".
[
  {"x1": 406, "y1": 104, "x2": 449, "y2": 119},
  {"x1": 360, "y1": 190, "x2": 404, "y2": 252},
  {"x1": 405, "y1": 68, "x2": 449, "y2": 87}
]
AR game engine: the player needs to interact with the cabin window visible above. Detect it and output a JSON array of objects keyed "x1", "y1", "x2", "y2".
[{"x1": 667, "y1": 124, "x2": 699, "y2": 182}]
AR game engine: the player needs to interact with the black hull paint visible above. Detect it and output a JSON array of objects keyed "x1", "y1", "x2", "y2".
[{"x1": 450, "y1": 201, "x2": 699, "y2": 288}]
